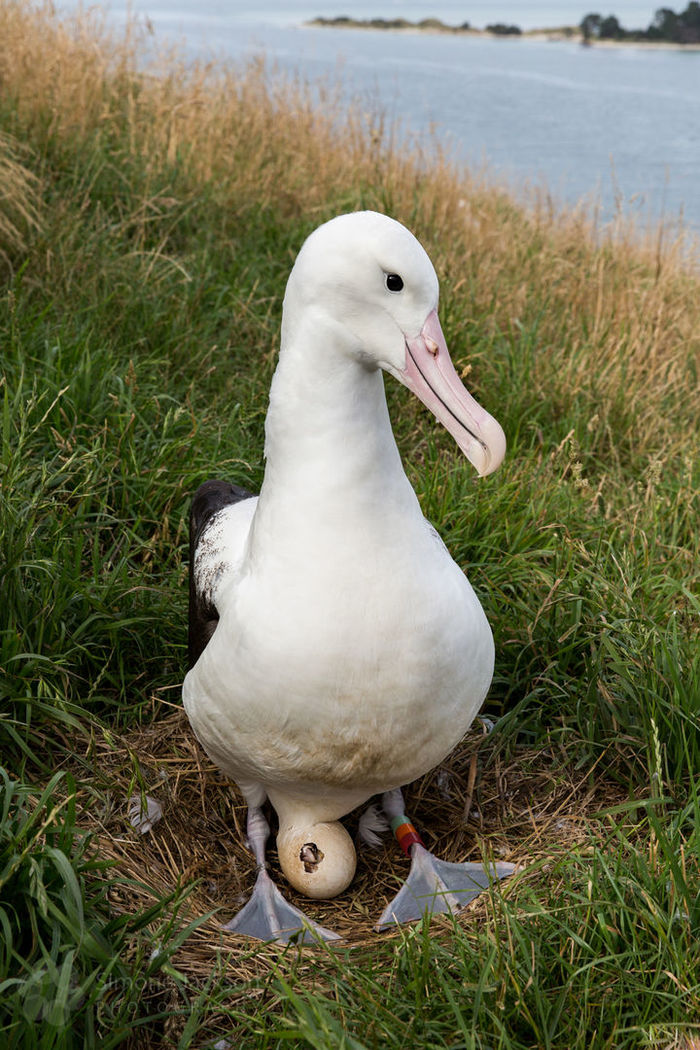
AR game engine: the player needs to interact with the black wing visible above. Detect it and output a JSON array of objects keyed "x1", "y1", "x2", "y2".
[{"x1": 188, "y1": 479, "x2": 256, "y2": 668}]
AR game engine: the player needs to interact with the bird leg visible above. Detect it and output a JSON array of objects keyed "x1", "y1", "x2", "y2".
[
  {"x1": 375, "y1": 788, "x2": 515, "y2": 930},
  {"x1": 222, "y1": 806, "x2": 341, "y2": 944}
]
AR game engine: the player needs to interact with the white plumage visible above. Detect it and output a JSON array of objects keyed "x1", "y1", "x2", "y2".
[{"x1": 183, "y1": 211, "x2": 512, "y2": 941}]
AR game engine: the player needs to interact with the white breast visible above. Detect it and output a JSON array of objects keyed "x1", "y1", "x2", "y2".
[
  {"x1": 183, "y1": 495, "x2": 493, "y2": 816},
  {"x1": 183, "y1": 210, "x2": 504, "y2": 828}
]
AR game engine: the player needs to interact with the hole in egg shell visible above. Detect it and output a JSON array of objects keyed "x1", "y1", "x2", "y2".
[
  {"x1": 278, "y1": 821, "x2": 357, "y2": 897},
  {"x1": 299, "y1": 842, "x2": 324, "y2": 873}
]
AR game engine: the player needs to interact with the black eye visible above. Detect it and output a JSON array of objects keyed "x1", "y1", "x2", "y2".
[{"x1": 385, "y1": 273, "x2": 404, "y2": 292}]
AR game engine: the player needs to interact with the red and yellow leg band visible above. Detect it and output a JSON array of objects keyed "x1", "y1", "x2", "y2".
[{"x1": 391, "y1": 815, "x2": 425, "y2": 855}]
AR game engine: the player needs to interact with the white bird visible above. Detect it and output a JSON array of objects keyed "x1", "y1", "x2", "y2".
[{"x1": 183, "y1": 211, "x2": 513, "y2": 942}]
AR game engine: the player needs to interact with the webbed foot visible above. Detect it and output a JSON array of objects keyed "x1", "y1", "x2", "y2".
[
  {"x1": 223, "y1": 867, "x2": 341, "y2": 945},
  {"x1": 376, "y1": 843, "x2": 515, "y2": 929}
]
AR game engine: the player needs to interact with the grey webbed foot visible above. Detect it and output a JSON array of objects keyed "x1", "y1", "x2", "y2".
[
  {"x1": 375, "y1": 843, "x2": 515, "y2": 929},
  {"x1": 223, "y1": 867, "x2": 341, "y2": 944},
  {"x1": 375, "y1": 787, "x2": 515, "y2": 930}
]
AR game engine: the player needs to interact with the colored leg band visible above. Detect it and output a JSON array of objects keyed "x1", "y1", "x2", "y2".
[{"x1": 390, "y1": 815, "x2": 425, "y2": 855}]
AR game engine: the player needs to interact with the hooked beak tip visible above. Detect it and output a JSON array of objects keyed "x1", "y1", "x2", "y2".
[{"x1": 401, "y1": 310, "x2": 506, "y2": 476}]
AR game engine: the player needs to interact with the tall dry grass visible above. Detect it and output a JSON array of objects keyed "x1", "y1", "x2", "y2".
[
  {"x1": 0, "y1": 130, "x2": 42, "y2": 274},
  {"x1": 1, "y1": 0, "x2": 697, "y2": 477}
]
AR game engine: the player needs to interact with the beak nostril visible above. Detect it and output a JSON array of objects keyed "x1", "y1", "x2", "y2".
[{"x1": 425, "y1": 337, "x2": 439, "y2": 356}]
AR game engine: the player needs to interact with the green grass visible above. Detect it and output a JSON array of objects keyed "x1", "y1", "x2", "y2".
[
  {"x1": 230, "y1": 811, "x2": 699, "y2": 1047},
  {"x1": 0, "y1": 767, "x2": 211, "y2": 1049},
  {"x1": 0, "y1": 2, "x2": 698, "y2": 1045}
]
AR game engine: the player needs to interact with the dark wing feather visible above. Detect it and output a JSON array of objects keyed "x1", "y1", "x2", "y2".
[{"x1": 188, "y1": 480, "x2": 256, "y2": 668}]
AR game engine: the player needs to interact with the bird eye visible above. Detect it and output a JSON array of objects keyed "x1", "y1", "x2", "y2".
[{"x1": 385, "y1": 273, "x2": 404, "y2": 292}]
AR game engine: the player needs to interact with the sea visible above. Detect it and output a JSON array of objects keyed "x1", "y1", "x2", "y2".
[{"x1": 55, "y1": 1, "x2": 700, "y2": 234}]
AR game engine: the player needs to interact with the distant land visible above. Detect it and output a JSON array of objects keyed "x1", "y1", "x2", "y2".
[
  {"x1": 309, "y1": 5, "x2": 700, "y2": 45},
  {"x1": 309, "y1": 16, "x2": 558, "y2": 37}
]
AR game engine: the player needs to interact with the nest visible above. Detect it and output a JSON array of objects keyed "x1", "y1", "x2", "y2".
[{"x1": 71, "y1": 701, "x2": 624, "y2": 980}]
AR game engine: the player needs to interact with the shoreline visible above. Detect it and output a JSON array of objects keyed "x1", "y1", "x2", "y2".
[{"x1": 306, "y1": 17, "x2": 700, "y2": 50}]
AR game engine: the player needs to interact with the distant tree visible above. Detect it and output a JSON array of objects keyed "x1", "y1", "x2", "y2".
[
  {"x1": 650, "y1": 6, "x2": 680, "y2": 38},
  {"x1": 580, "y1": 13, "x2": 603, "y2": 40},
  {"x1": 486, "y1": 23, "x2": 522, "y2": 35},
  {"x1": 600, "y1": 14, "x2": 624, "y2": 36},
  {"x1": 684, "y1": 0, "x2": 700, "y2": 26},
  {"x1": 679, "y1": 1, "x2": 700, "y2": 40},
  {"x1": 369, "y1": 18, "x2": 412, "y2": 28}
]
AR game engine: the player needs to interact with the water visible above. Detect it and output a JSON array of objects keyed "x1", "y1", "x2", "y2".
[{"x1": 56, "y1": 1, "x2": 700, "y2": 233}]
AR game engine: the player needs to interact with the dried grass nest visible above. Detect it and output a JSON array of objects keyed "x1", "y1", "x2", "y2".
[{"x1": 72, "y1": 703, "x2": 624, "y2": 976}]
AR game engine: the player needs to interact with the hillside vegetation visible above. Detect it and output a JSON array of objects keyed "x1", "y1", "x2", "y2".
[{"x1": 0, "y1": 1, "x2": 698, "y2": 1047}]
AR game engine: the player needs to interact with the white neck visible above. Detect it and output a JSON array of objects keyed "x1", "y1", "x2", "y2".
[{"x1": 250, "y1": 311, "x2": 421, "y2": 547}]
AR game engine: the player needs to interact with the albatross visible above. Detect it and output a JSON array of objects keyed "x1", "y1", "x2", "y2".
[{"x1": 183, "y1": 211, "x2": 513, "y2": 942}]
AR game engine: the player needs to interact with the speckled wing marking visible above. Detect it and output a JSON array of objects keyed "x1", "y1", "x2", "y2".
[{"x1": 188, "y1": 479, "x2": 256, "y2": 668}]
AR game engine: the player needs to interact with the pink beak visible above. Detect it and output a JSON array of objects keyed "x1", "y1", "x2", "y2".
[{"x1": 400, "y1": 310, "x2": 506, "y2": 477}]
